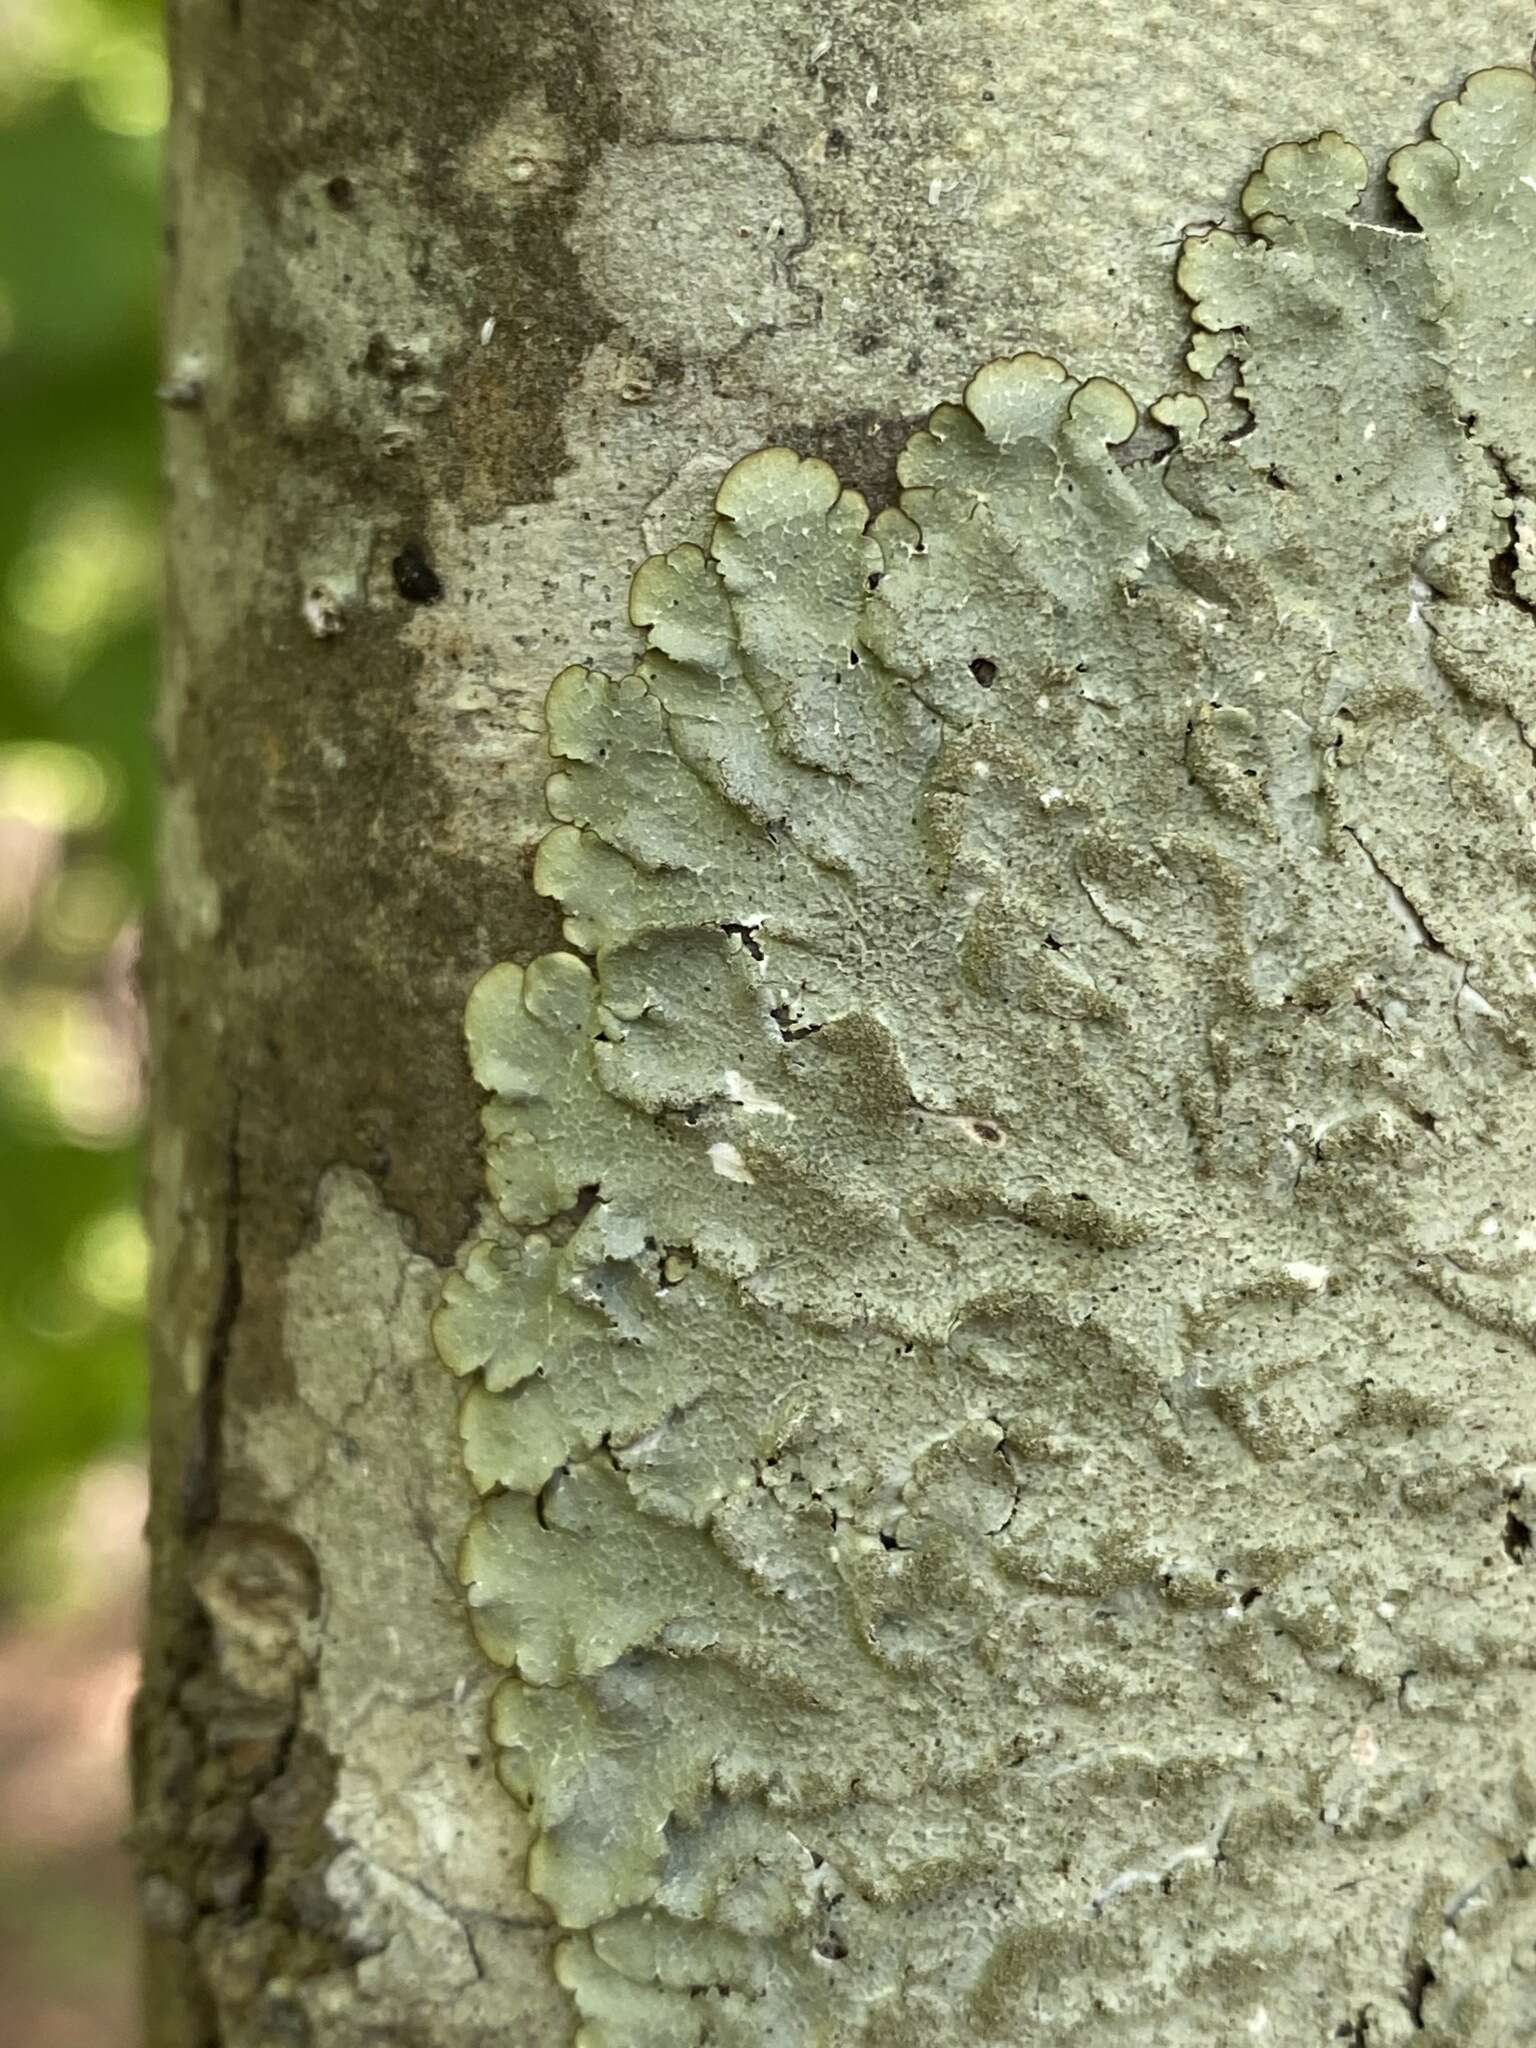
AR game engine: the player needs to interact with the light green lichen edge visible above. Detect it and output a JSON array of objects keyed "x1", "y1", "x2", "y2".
[{"x1": 434, "y1": 71, "x2": 1536, "y2": 2047}]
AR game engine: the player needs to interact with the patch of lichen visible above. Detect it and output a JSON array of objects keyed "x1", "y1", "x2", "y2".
[{"x1": 438, "y1": 71, "x2": 1536, "y2": 2045}]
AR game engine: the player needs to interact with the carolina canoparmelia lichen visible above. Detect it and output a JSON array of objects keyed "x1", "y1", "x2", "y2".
[{"x1": 436, "y1": 71, "x2": 1536, "y2": 2047}]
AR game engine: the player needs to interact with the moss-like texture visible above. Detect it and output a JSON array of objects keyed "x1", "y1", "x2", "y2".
[{"x1": 438, "y1": 73, "x2": 1536, "y2": 2044}]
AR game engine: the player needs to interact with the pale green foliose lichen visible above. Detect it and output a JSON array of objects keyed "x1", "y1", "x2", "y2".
[{"x1": 436, "y1": 71, "x2": 1536, "y2": 2046}]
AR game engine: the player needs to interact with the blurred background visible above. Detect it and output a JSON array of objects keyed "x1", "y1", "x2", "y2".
[{"x1": 0, "y1": 0, "x2": 164, "y2": 2040}]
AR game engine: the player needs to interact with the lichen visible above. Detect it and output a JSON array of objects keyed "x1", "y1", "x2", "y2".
[{"x1": 436, "y1": 71, "x2": 1536, "y2": 2046}]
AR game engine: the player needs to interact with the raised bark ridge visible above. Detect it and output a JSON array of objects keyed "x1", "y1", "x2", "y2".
[{"x1": 436, "y1": 72, "x2": 1536, "y2": 2045}]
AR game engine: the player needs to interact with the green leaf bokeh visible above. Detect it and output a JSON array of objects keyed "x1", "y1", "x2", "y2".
[{"x1": 0, "y1": 0, "x2": 164, "y2": 1597}]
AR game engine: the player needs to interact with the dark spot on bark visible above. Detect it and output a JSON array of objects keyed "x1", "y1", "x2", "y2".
[
  {"x1": 391, "y1": 543, "x2": 443, "y2": 604},
  {"x1": 767, "y1": 408, "x2": 927, "y2": 516},
  {"x1": 364, "y1": 333, "x2": 414, "y2": 381},
  {"x1": 324, "y1": 174, "x2": 355, "y2": 209},
  {"x1": 543, "y1": 1184, "x2": 600, "y2": 1247},
  {"x1": 719, "y1": 920, "x2": 765, "y2": 961},
  {"x1": 770, "y1": 1000, "x2": 822, "y2": 1042},
  {"x1": 1370, "y1": 174, "x2": 1425, "y2": 236},
  {"x1": 1111, "y1": 422, "x2": 1175, "y2": 470},
  {"x1": 1490, "y1": 521, "x2": 1536, "y2": 619},
  {"x1": 970, "y1": 656, "x2": 997, "y2": 687},
  {"x1": 1404, "y1": 1958, "x2": 1435, "y2": 2028},
  {"x1": 1505, "y1": 1505, "x2": 1531, "y2": 1563}
]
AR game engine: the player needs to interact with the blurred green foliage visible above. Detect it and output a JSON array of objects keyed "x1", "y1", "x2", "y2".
[{"x1": 0, "y1": 0, "x2": 165, "y2": 1597}]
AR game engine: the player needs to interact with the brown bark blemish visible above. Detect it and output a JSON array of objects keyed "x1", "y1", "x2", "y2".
[{"x1": 766, "y1": 407, "x2": 927, "y2": 514}]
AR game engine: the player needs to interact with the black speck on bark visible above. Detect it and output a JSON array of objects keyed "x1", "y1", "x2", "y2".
[{"x1": 392, "y1": 543, "x2": 444, "y2": 605}]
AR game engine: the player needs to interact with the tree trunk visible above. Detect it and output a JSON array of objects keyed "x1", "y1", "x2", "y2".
[{"x1": 142, "y1": 5, "x2": 1536, "y2": 2045}]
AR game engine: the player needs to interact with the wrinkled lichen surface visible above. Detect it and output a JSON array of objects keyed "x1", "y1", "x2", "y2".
[{"x1": 436, "y1": 73, "x2": 1536, "y2": 2045}]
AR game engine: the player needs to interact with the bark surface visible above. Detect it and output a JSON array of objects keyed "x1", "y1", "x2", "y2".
[{"x1": 144, "y1": 5, "x2": 1536, "y2": 2045}]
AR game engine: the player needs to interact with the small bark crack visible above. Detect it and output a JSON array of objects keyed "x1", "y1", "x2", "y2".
[
  {"x1": 1403, "y1": 1955, "x2": 1436, "y2": 2029},
  {"x1": 183, "y1": 1091, "x2": 244, "y2": 1534},
  {"x1": 1339, "y1": 826, "x2": 1446, "y2": 956}
]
